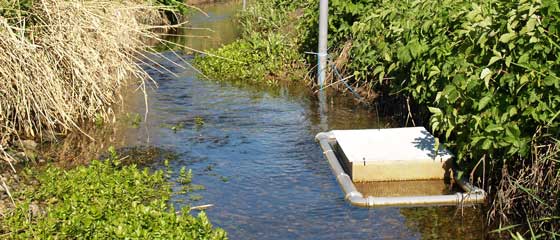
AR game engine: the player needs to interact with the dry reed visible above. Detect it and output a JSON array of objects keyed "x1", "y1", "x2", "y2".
[
  {"x1": 0, "y1": 0, "x2": 170, "y2": 170},
  {"x1": 489, "y1": 141, "x2": 560, "y2": 237}
]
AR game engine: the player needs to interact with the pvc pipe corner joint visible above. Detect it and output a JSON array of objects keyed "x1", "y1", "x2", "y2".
[{"x1": 315, "y1": 131, "x2": 487, "y2": 208}]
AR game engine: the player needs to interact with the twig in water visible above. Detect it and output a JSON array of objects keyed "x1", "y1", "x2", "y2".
[{"x1": 189, "y1": 204, "x2": 214, "y2": 211}]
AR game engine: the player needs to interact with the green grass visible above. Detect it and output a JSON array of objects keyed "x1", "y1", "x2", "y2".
[
  {"x1": 193, "y1": 0, "x2": 306, "y2": 85},
  {"x1": 0, "y1": 156, "x2": 227, "y2": 239}
]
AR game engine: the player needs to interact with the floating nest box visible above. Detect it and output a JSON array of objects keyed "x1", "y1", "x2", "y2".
[
  {"x1": 316, "y1": 127, "x2": 486, "y2": 207},
  {"x1": 332, "y1": 127, "x2": 453, "y2": 182}
]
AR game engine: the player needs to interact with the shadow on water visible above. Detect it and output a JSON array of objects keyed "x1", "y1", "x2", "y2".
[{"x1": 38, "y1": 2, "x2": 490, "y2": 239}]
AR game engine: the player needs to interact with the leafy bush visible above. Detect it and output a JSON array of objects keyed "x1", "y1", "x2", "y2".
[
  {"x1": 1, "y1": 158, "x2": 226, "y2": 239},
  {"x1": 298, "y1": 0, "x2": 376, "y2": 62},
  {"x1": 319, "y1": 0, "x2": 560, "y2": 169},
  {"x1": 299, "y1": 0, "x2": 559, "y2": 236}
]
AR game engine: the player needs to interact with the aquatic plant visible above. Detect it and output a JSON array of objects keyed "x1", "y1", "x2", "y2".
[
  {"x1": 193, "y1": 0, "x2": 306, "y2": 85},
  {"x1": 0, "y1": 158, "x2": 226, "y2": 239}
]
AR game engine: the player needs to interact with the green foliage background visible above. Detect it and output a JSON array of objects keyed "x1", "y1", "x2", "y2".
[
  {"x1": 296, "y1": 0, "x2": 560, "y2": 236},
  {"x1": 300, "y1": 0, "x2": 560, "y2": 172}
]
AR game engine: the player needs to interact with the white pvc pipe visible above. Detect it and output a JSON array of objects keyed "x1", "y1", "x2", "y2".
[
  {"x1": 317, "y1": 0, "x2": 328, "y2": 87},
  {"x1": 315, "y1": 132, "x2": 487, "y2": 207}
]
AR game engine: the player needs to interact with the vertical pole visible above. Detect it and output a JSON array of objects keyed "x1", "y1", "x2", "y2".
[
  {"x1": 317, "y1": 0, "x2": 328, "y2": 88},
  {"x1": 317, "y1": 0, "x2": 329, "y2": 130},
  {"x1": 243, "y1": 0, "x2": 246, "y2": 10}
]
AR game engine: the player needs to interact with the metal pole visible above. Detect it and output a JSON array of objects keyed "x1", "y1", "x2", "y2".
[{"x1": 317, "y1": 0, "x2": 328, "y2": 88}]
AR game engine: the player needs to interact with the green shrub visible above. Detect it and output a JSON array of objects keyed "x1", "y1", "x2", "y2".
[
  {"x1": 298, "y1": 0, "x2": 376, "y2": 62},
  {"x1": 299, "y1": 0, "x2": 559, "y2": 236},
  {"x1": 331, "y1": 0, "x2": 559, "y2": 168},
  {"x1": 1, "y1": 159, "x2": 227, "y2": 239}
]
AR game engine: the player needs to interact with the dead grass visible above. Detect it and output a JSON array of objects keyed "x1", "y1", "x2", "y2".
[
  {"x1": 0, "y1": 0, "x2": 173, "y2": 171},
  {"x1": 489, "y1": 140, "x2": 559, "y2": 238}
]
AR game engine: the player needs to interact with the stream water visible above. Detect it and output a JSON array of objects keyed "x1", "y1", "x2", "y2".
[{"x1": 47, "y1": 2, "x2": 488, "y2": 239}]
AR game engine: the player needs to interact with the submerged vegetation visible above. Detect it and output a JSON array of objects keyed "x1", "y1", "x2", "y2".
[
  {"x1": 196, "y1": 0, "x2": 560, "y2": 237},
  {"x1": 0, "y1": 154, "x2": 226, "y2": 239}
]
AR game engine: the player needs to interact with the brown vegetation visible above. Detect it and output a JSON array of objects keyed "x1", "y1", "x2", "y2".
[
  {"x1": 0, "y1": 0, "x2": 168, "y2": 171},
  {"x1": 489, "y1": 141, "x2": 559, "y2": 237}
]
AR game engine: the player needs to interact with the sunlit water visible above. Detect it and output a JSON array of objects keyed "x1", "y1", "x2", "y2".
[{"x1": 46, "y1": 2, "x2": 489, "y2": 239}]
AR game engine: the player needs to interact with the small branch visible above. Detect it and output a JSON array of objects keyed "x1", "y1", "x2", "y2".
[
  {"x1": 189, "y1": 204, "x2": 213, "y2": 211},
  {"x1": 1, "y1": 176, "x2": 15, "y2": 207}
]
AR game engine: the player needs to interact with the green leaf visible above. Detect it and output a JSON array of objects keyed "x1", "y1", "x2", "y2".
[
  {"x1": 480, "y1": 68, "x2": 492, "y2": 87},
  {"x1": 506, "y1": 125, "x2": 521, "y2": 138},
  {"x1": 397, "y1": 46, "x2": 412, "y2": 64},
  {"x1": 487, "y1": 56, "x2": 501, "y2": 66},
  {"x1": 478, "y1": 95, "x2": 492, "y2": 110},
  {"x1": 445, "y1": 126, "x2": 454, "y2": 139},
  {"x1": 485, "y1": 124, "x2": 503, "y2": 132},
  {"x1": 480, "y1": 68, "x2": 491, "y2": 79},
  {"x1": 471, "y1": 136, "x2": 485, "y2": 145},
  {"x1": 518, "y1": 53, "x2": 530, "y2": 64},
  {"x1": 428, "y1": 107, "x2": 443, "y2": 115},
  {"x1": 525, "y1": 17, "x2": 537, "y2": 33},
  {"x1": 373, "y1": 65, "x2": 385, "y2": 75},
  {"x1": 505, "y1": 55, "x2": 512, "y2": 67},
  {"x1": 428, "y1": 66, "x2": 440, "y2": 78},
  {"x1": 499, "y1": 32, "x2": 517, "y2": 43},
  {"x1": 543, "y1": 75, "x2": 557, "y2": 86},
  {"x1": 520, "y1": 74, "x2": 529, "y2": 85},
  {"x1": 482, "y1": 139, "x2": 493, "y2": 150}
]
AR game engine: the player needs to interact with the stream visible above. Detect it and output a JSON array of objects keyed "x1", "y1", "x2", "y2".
[{"x1": 48, "y1": 2, "x2": 488, "y2": 239}]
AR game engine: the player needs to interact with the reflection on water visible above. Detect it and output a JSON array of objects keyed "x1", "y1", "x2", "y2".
[
  {"x1": 166, "y1": 1, "x2": 241, "y2": 52},
  {"x1": 40, "y1": 2, "x2": 489, "y2": 239},
  {"x1": 401, "y1": 207, "x2": 488, "y2": 240}
]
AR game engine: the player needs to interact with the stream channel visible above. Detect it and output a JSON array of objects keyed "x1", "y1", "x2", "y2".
[{"x1": 49, "y1": 2, "x2": 488, "y2": 239}]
